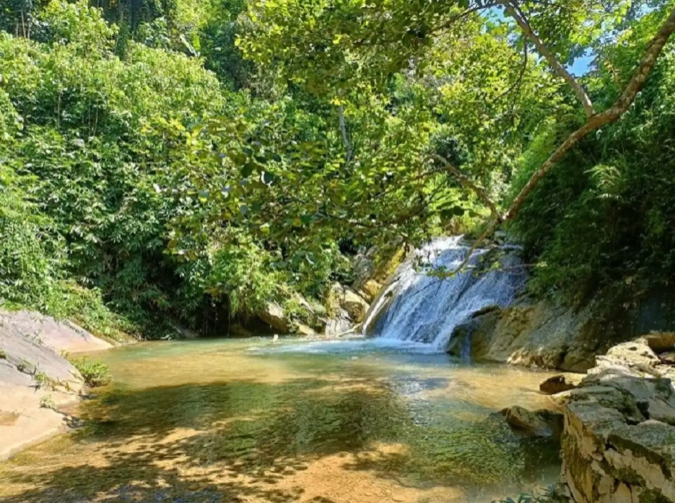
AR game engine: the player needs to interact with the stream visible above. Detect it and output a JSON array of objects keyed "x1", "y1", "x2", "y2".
[{"x1": 0, "y1": 337, "x2": 561, "y2": 503}]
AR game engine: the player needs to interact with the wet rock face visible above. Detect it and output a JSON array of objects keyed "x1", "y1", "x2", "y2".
[
  {"x1": 555, "y1": 337, "x2": 675, "y2": 503},
  {"x1": 447, "y1": 296, "x2": 674, "y2": 373},
  {"x1": 447, "y1": 301, "x2": 602, "y2": 371}
]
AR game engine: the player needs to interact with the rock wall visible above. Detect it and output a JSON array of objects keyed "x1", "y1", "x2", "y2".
[
  {"x1": 555, "y1": 335, "x2": 675, "y2": 503},
  {"x1": 447, "y1": 298, "x2": 673, "y2": 372},
  {"x1": 257, "y1": 285, "x2": 370, "y2": 337}
]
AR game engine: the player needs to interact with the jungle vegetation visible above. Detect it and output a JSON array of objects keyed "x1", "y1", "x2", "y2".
[{"x1": 0, "y1": 0, "x2": 673, "y2": 338}]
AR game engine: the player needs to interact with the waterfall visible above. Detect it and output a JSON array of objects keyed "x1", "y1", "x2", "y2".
[{"x1": 362, "y1": 236, "x2": 526, "y2": 351}]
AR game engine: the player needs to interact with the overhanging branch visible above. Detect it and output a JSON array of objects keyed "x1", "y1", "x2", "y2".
[
  {"x1": 446, "y1": 9, "x2": 675, "y2": 275},
  {"x1": 430, "y1": 154, "x2": 500, "y2": 222},
  {"x1": 501, "y1": 0, "x2": 596, "y2": 118}
]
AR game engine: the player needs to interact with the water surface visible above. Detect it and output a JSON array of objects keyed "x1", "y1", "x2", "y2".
[{"x1": 0, "y1": 337, "x2": 561, "y2": 503}]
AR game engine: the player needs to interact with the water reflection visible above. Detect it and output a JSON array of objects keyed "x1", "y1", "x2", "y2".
[{"x1": 0, "y1": 338, "x2": 560, "y2": 503}]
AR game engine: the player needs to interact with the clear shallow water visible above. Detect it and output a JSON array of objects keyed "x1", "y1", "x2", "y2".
[{"x1": 0, "y1": 337, "x2": 561, "y2": 503}]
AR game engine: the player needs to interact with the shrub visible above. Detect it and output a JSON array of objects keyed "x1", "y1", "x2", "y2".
[{"x1": 69, "y1": 356, "x2": 111, "y2": 387}]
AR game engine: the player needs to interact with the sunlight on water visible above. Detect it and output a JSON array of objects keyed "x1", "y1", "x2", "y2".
[{"x1": 0, "y1": 338, "x2": 561, "y2": 503}]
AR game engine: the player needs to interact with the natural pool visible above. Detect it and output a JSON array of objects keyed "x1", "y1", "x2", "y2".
[{"x1": 0, "y1": 337, "x2": 561, "y2": 503}]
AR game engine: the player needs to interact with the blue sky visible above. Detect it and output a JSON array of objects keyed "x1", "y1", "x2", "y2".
[
  {"x1": 486, "y1": 5, "x2": 594, "y2": 77},
  {"x1": 569, "y1": 54, "x2": 594, "y2": 76}
]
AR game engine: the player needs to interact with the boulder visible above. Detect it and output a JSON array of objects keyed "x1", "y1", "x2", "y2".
[
  {"x1": 586, "y1": 338, "x2": 672, "y2": 382},
  {"x1": 341, "y1": 289, "x2": 369, "y2": 323},
  {"x1": 324, "y1": 308, "x2": 353, "y2": 337},
  {"x1": 660, "y1": 352, "x2": 675, "y2": 365},
  {"x1": 540, "y1": 374, "x2": 581, "y2": 395},
  {"x1": 642, "y1": 332, "x2": 675, "y2": 353},
  {"x1": 499, "y1": 405, "x2": 563, "y2": 439},
  {"x1": 359, "y1": 280, "x2": 382, "y2": 303},
  {"x1": 259, "y1": 302, "x2": 291, "y2": 332},
  {"x1": 294, "y1": 323, "x2": 316, "y2": 336}
]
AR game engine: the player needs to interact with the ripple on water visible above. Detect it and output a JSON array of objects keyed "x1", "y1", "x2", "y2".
[{"x1": 0, "y1": 338, "x2": 561, "y2": 503}]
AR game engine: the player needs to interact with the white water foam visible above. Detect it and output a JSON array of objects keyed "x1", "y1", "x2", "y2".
[{"x1": 363, "y1": 236, "x2": 526, "y2": 352}]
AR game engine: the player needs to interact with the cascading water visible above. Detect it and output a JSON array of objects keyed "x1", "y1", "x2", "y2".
[{"x1": 362, "y1": 236, "x2": 527, "y2": 351}]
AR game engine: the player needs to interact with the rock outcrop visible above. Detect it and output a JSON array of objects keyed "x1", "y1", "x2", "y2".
[
  {"x1": 554, "y1": 336, "x2": 675, "y2": 503},
  {"x1": 340, "y1": 289, "x2": 369, "y2": 323},
  {"x1": 323, "y1": 283, "x2": 370, "y2": 336},
  {"x1": 258, "y1": 287, "x2": 370, "y2": 337},
  {"x1": 0, "y1": 310, "x2": 115, "y2": 460},
  {"x1": 357, "y1": 279, "x2": 382, "y2": 303},
  {"x1": 447, "y1": 298, "x2": 674, "y2": 372},
  {"x1": 259, "y1": 302, "x2": 292, "y2": 332},
  {"x1": 324, "y1": 308, "x2": 353, "y2": 337}
]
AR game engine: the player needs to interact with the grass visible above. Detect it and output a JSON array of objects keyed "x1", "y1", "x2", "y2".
[
  {"x1": 68, "y1": 357, "x2": 111, "y2": 387},
  {"x1": 39, "y1": 394, "x2": 56, "y2": 409}
]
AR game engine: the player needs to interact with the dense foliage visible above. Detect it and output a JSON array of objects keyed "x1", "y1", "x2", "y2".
[{"x1": 0, "y1": 0, "x2": 673, "y2": 337}]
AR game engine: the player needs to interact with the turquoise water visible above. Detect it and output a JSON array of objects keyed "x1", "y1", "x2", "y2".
[{"x1": 0, "y1": 337, "x2": 561, "y2": 503}]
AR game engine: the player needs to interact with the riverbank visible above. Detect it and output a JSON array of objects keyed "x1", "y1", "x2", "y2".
[
  {"x1": 0, "y1": 310, "x2": 120, "y2": 460},
  {"x1": 498, "y1": 333, "x2": 675, "y2": 503}
]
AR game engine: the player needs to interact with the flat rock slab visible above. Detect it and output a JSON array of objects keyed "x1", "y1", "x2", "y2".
[
  {"x1": 0, "y1": 310, "x2": 113, "y2": 354},
  {"x1": 0, "y1": 310, "x2": 114, "y2": 461},
  {"x1": 0, "y1": 382, "x2": 79, "y2": 461}
]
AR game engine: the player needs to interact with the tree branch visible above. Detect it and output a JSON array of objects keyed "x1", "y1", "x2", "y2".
[
  {"x1": 496, "y1": 37, "x2": 528, "y2": 100},
  {"x1": 447, "y1": 9, "x2": 674, "y2": 275},
  {"x1": 431, "y1": 1, "x2": 499, "y2": 34},
  {"x1": 501, "y1": 0, "x2": 596, "y2": 118},
  {"x1": 338, "y1": 105, "x2": 353, "y2": 168},
  {"x1": 504, "y1": 9, "x2": 675, "y2": 221},
  {"x1": 430, "y1": 154, "x2": 501, "y2": 222}
]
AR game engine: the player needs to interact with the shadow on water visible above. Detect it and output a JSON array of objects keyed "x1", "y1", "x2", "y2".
[{"x1": 0, "y1": 352, "x2": 560, "y2": 502}]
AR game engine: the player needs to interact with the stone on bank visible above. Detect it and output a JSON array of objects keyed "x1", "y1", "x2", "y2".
[
  {"x1": 554, "y1": 336, "x2": 675, "y2": 503},
  {"x1": 0, "y1": 310, "x2": 114, "y2": 460}
]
